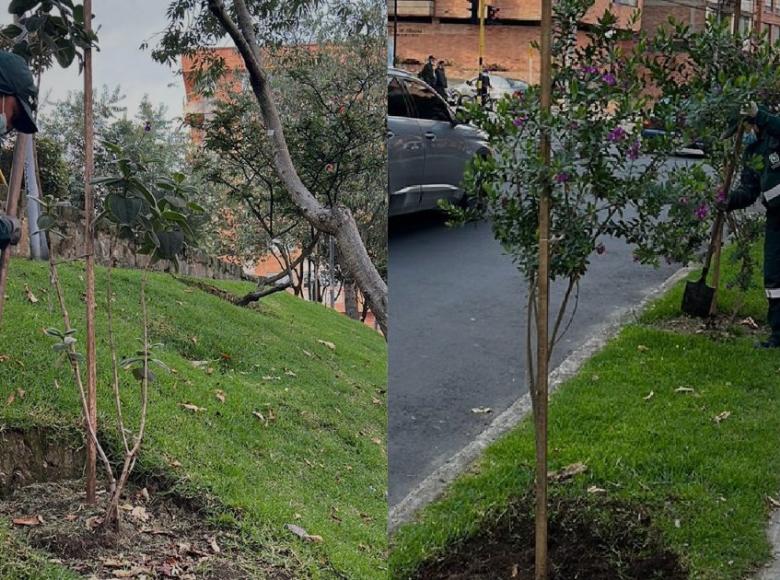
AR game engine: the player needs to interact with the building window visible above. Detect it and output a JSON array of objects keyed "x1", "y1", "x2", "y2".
[{"x1": 613, "y1": 0, "x2": 638, "y2": 6}]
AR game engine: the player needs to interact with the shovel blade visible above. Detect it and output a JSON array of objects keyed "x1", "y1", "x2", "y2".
[{"x1": 682, "y1": 280, "x2": 715, "y2": 318}]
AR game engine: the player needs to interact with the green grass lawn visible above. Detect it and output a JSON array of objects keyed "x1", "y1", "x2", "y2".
[
  {"x1": 390, "y1": 242, "x2": 780, "y2": 579},
  {"x1": 0, "y1": 259, "x2": 387, "y2": 579}
]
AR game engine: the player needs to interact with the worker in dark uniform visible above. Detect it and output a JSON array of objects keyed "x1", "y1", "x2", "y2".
[
  {"x1": 419, "y1": 55, "x2": 436, "y2": 87},
  {"x1": 0, "y1": 51, "x2": 38, "y2": 251},
  {"x1": 722, "y1": 101, "x2": 780, "y2": 347}
]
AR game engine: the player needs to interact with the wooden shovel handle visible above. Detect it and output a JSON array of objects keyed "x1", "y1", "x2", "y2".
[
  {"x1": 699, "y1": 124, "x2": 745, "y2": 283},
  {"x1": 0, "y1": 134, "x2": 30, "y2": 327}
]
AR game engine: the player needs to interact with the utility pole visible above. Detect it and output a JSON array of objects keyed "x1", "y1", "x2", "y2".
[
  {"x1": 477, "y1": 0, "x2": 486, "y2": 105},
  {"x1": 535, "y1": 0, "x2": 553, "y2": 576},
  {"x1": 83, "y1": 0, "x2": 98, "y2": 505}
]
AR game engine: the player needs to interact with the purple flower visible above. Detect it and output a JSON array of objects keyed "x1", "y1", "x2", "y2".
[
  {"x1": 581, "y1": 65, "x2": 599, "y2": 75},
  {"x1": 602, "y1": 72, "x2": 617, "y2": 86},
  {"x1": 607, "y1": 126, "x2": 627, "y2": 142},
  {"x1": 513, "y1": 115, "x2": 529, "y2": 128},
  {"x1": 694, "y1": 203, "x2": 709, "y2": 220},
  {"x1": 144, "y1": 121, "x2": 152, "y2": 133},
  {"x1": 628, "y1": 140, "x2": 641, "y2": 160},
  {"x1": 715, "y1": 188, "x2": 727, "y2": 204},
  {"x1": 596, "y1": 242, "x2": 606, "y2": 255},
  {"x1": 554, "y1": 171, "x2": 571, "y2": 184}
]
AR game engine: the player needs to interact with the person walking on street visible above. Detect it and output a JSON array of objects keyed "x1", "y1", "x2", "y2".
[
  {"x1": 477, "y1": 66, "x2": 491, "y2": 106},
  {"x1": 0, "y1": 51, "x2": 38, "y2": 251},
  {"x1": 419, "y1": 55, "x2": 436, "y2": 87},
  {"x1": 434, "y1": 60, "x2": 448, "y2": 100},
  {"x1": 721, "y1": 101, "x2": 780, "y2": 347}
]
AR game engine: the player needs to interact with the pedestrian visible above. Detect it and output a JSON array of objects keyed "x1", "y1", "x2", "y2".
[
  {"x1": 0, "y1": 51, "x2": 38, "y2": 251},
  {"x1": 720, "y1": 101, "x2": 780, "y2": 347},
  {"x1": 477, "y1": 66, "x2": 491, "y2": 105},
  {"x1": 419, "y1": 55, "x2": 436, "y2": 87},
  {"x1": 434, "y1": 60, "x2": 448, "y2": 100}
]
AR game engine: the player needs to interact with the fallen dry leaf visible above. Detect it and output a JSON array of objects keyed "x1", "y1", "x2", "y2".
[
  {"x1": 714, "y1": 411, "x2": 731, "y2": 424},
  {"x1": 130, "y1": 506, "x2": 150, "y2": 523},
  {"x1": 209, "y1": 537, "x2": 221, "y2": 554},
  {"x1": 64, "y1": 514, "x2": 78, "y2": 522},
  {"x1": 253, "y1": 410, "x2": 266, "y2": 423},
  {"x1": 24, "y1": 285, "x2": 38, "y2": 304},
  {"x1": 302, "y1": 350, "x2": 313, "y2": 358},
  {"x1": 285, "y1": 523, "x2": 323, "y2": 543},
  {"x1": 101, "y1": 558, "x2": 128, "y2": 568},
  {"x1": 317, "y1": 339, "x2": 336, "y2": 351},
  {"x1": 371, "y1": 437, "x2": 382, "y2": 446},
  {"x1": 471, "y1": 407, "x2": 492, "y2": 414},
  {"x1": 169, "y1": 460, "x2": 183, "y2": 468},
  {"x1": 643, "y1": 391, "x2": 655, "y2": 401},
  {"x1": 112, "y1": 567, "x2": 152, "y2": 578},
  {"x1": 637, "y1": 344, "x2": 650, "y2": 352},
  {"x1": 768, "y1": 496, "x2": 780, "y2": 509},
  {"x1": 372, "y1": 397, "x2": 382, "y2": 405},
  {"x1": 548, "y1": 462, "x2": 588, "y2": 483},
  {"x1": 285, "y1": 370, "x2": 297, "y2": 377},
  {"x1": 587, "y1": 485, "x2": 607, "y2": 494},
  {"x1": 740, "y1": 316, "x2": 760, "y2": 329},
  {"x1": 180, "y1": 403, "x2": 206, "y2": 413},
  {"x1": 214, "y1": 390, "x2": 226, "y2": 404},
  {"x1": 675, "y1": 387, "x2": 695, "y2": 394},
  {"x1": 85, "y1": 515, "x2": 103, "y2": 530},
  {"x1": 5, "y1": 392, "x2": 15, "y2": 406},
  {"x1": 12, "y1": 515, "x2": 43, "y2": 526}
]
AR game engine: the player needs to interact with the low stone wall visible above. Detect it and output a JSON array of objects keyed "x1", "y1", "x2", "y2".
[{"x1": 11, "y1": 208, "x2": 252, "y2": 281}]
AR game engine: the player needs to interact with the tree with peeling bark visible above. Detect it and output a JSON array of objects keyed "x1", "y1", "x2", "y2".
[{"x1": 151, "y1": 0, "x2": 388, "y2": 335}]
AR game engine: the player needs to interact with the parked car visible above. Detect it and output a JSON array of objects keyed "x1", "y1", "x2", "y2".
[
  {"x1": 387, "y1": 68, "x2": 491, "y2": 217},
  {"x1": 641, "y1": 115, "x2": 709, "y2": 156},
  {"x1": 451, "y1": 74, "x2": 529, "y2": 108}
]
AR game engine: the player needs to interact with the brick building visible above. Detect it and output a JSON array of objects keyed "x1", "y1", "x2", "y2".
[
  {"x1": 641, "y1": 0, "x2": 780, "y2": 42},
  {"x1": 388, "y1": 0, "x2": 644, "y2": 82}
]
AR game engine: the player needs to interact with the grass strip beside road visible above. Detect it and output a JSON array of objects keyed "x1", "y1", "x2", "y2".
[
  {"x1": 390, "y1": 242, "x2": 780, "y2": 579},
  {"x1": 0, "y1": 260, "x2": 387, "y2": 579}
]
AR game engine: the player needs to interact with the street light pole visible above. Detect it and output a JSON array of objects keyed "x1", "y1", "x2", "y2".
[{"x1": 535, "y1": 0, "x2": 553, "y2": 575}]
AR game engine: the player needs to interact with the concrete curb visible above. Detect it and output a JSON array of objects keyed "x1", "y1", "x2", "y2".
[
  {"x1": 388, "y1": 266, "x2": 694, "y2": 534},
  {"x1": 755, "y1": 505, "x2": 780, "y2": 579}
]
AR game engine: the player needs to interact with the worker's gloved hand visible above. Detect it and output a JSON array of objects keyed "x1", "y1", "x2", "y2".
[
  {"x1": 741, "y1": 100, "x2": 759, "y2": 119},
  {"x1": 0, "y1": 215, "x2": 21, "y2": 248}
]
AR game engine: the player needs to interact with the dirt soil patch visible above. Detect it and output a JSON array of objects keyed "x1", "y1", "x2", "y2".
[
  {"x1": 652, "y1": 313, "x2": 766, "y2": 342},
  {"x1": 411, "y1": 496, "x2": 686, "y2": 580},
  {"x1": 0, "y1": 479, "x2": 293, "y2": 579}
]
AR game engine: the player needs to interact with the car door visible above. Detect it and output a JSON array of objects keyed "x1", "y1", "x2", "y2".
[
  {"x1": 401, "y1": 77, "x2": 465, "y2": 211},
  {"x1": 387, "y1": 75, "x2": 425, "y2": 216}
]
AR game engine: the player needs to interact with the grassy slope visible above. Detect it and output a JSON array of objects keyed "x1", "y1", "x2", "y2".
[
  {"x1": 390, "y1": 243, "x2": 780, "y2": 579},
  {"x1": 0, "y1": 260, "x2": 386, "y2": 579}
]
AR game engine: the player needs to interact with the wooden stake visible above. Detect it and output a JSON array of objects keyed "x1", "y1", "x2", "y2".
[
  {"x1": 0, "y1": 134, "x2": 30, "y2": 327},
  {"x1": 83, "y1": 0, "x2": 97, "y2": 504},
  {"x1": 535, "y1": 0, "x2": 553, "y2": 576}
]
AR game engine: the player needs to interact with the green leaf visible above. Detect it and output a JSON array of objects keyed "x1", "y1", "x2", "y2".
[
  {"x1": 44, "y1": 327, "x2": 64, "y2": 339},
  {"x1": 1, "y1": 25, "x2": 24, "y2": 39},
  {"x1": 9, "y1": 0, "x2": 41, "y2": 16}
]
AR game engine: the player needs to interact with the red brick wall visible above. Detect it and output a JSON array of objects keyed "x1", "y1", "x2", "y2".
[{"x1": 641, "y1": 0, "x2": 706, "y2": 37}]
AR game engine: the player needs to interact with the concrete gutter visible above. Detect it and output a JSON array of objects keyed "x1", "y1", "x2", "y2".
[{"x1": 388, "y1": 266, "x2": 694, "y2": 534}]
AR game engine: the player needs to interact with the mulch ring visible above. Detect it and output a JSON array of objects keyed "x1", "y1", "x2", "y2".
[
  {"x1": 411, "y1": 495, "x2": 686, "y2": 580},
  {"x1": 0, "y1": 479, "x2": 294, "y2": 579},
  {"x1": 652, "y1": 313, "x2": 766, "y2": 342}
]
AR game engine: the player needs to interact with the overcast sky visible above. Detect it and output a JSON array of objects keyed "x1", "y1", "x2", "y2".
[{"x1": 2, "y1": 1, "x2": 188, "y2": 121}]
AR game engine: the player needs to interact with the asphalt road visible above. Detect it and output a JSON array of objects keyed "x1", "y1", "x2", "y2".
[{"x1": 388, "y1": 210, "x2": 679, "y2": 506}]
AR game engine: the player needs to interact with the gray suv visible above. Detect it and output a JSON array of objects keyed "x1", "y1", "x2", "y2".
[{"x1": 388, "y1": 68, "x2": 490, "y2": 217}]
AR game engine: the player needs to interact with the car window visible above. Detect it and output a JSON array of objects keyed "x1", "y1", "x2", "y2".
[
  {"x1": 402, "y1": 79, "x2": 451, "y2": 122},
  {"x1": 388, "y1": 77, "x2": 410, "y2": 117}
]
